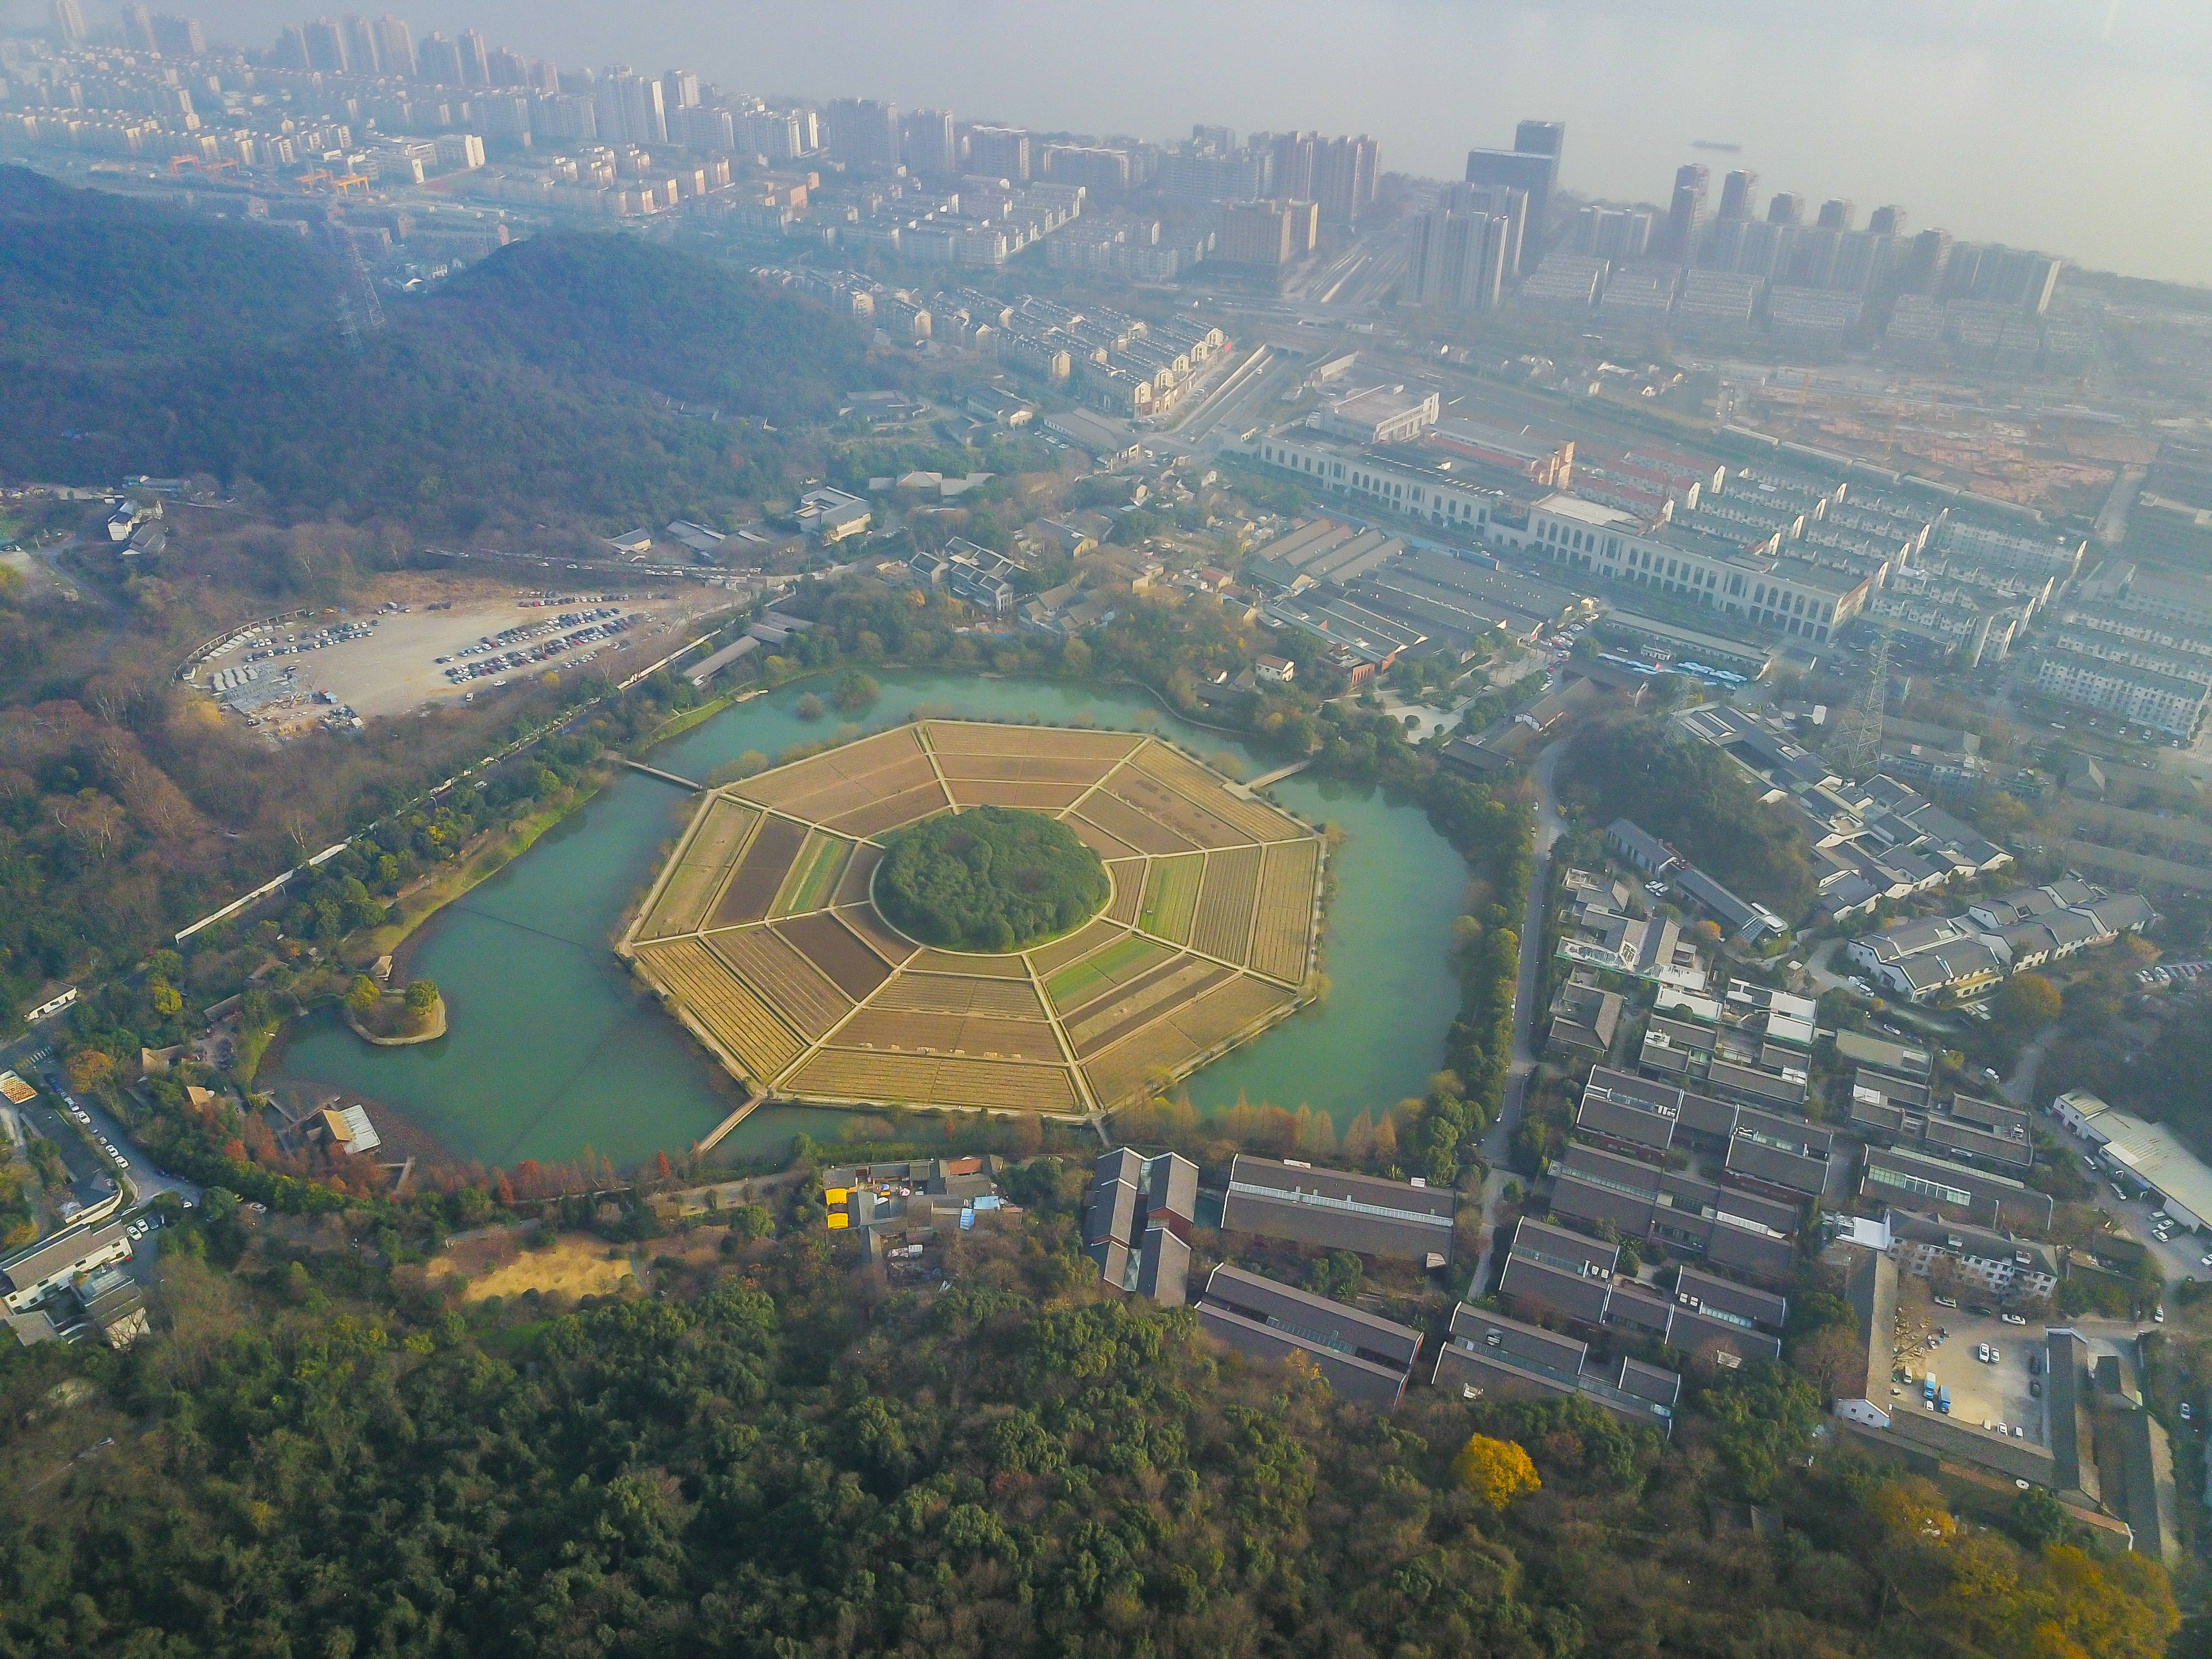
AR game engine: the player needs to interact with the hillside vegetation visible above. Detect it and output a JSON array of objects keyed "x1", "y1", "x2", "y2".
[
  {"x1": 0, "y1": 168, "x2": 876, "y2": 533},
  {"x1": 0, "y1": 1182, "x2": 2178, "y2": 1659}
]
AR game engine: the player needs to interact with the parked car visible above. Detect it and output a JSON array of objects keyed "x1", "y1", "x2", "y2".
[
  {"x1": 2000, "y1": 1313, "x2": 2026, "y2": 1326},
  {"x1": 2183, "y1": 1402, "x2": 2194, "y2": 1423},
  {"x1": 2155, "y1": 1306, "x2": 2167, "y2": 1323},
  {"x1": 1934, "y1": 1295, "x2": 1959, "y2": 1308},
  {"x1": 2030, "y1": 1379, "x2": 2043, "y2": 1399}
]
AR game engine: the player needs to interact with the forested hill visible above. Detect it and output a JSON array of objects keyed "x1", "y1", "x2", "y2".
[
  {"x1": 424, "y1": 229, "x2": 865, "y2": 422},
  {"x1": 0, "y1": 1193, "x2": 2179, "y2": 1658},
  {"x1": 0, "y1": 168, "x2": 879, "y2": 532},
  {"x1": 0, "y1": 166, "x2": 334, "y2": 363}
]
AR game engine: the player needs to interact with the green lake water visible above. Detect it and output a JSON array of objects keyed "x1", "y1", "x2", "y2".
[{"x1": 272, "y1": 674, "x2": 1470, "y2": 1170}]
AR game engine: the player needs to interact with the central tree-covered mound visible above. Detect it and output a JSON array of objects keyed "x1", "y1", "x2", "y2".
[{"x1": 875, "y1": 807, "x2": 1109, "y2": 952}]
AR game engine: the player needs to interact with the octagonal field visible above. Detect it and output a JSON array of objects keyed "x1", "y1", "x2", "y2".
[{"x1": 619, "y1": 720, "x2": 1325, "y2": 1114}]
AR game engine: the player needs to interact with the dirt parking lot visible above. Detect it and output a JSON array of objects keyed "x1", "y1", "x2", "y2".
[
  {"x1": 1888, "y1": 1283, "x2": 2047, "y2": 1443},
  {"x1": 191, "y1": 577, "x2": 727, "y2": 727}
]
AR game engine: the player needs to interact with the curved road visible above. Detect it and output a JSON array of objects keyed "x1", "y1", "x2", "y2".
[{"x1": 1471, "y1": 739, "x2": 1569, "y2": 1296}]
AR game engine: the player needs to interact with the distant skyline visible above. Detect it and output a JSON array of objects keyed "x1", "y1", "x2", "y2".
[{"x1": 19, "y1": 0, "x2": 2212, "y2": 285}]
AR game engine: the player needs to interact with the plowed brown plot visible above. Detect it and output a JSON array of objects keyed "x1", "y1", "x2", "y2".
[
  {"x1": 1078, "y1": 792, "x2": 1195, "y2": 856},
  {"x1": 832, "y1": 901, "x2": 917, "y2": 969},
  {"x1": 1251, "y1": 839, "x2": 1321, "y2": 983},
  {"x1": 622, "y1": 719, "x2": 1323, "y2": 1114},
  {"x1": 934, "y1": 753, "x2": 1114, "y2": 786},
  {"x1": 1105, "y1": 863, "x2": 1145, "y2": 925},
  {"x1": 835, "y1": 842, "x2": 884, "y2": 904},
  {"x1": 1191, "y1": 846, "x2": 1262, "y2": 964},
  {"x1": 926, "y1": 723, "x2": 1140, "y2": 760},
  {"x1": 1066, "y1": 815, "x2": 1145, "y2": 862},
  {"x1": 905, "y1": 946, "x2": 1034, "y2": 978},
  {"x1": 785, "y1": 753, "x2": 940, "y2": 818},
  {"x1": 709, "y1": 816, "x2": 807, "y2": 930},
  {"x1": 1107, "y1": 772, "x2": 1249, "y2": 850},
  {"x1": 777, "y1": 911, "x2": 894, "y2": 1000},
  {"x1": 1130, "y1": 747, "x2": 1304, "y2": 843},
  {"x1": 827, "y1": 781, "x2": 950, "y2": 838},
  {"x1": 943, "y1": 780, "x2": 1091, "y2": 812}
]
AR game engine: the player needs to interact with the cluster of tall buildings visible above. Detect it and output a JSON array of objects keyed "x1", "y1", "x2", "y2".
[
  {"x1": 1640, "y1": 163, "x2": 2060, "y2": 313},
  {"x1": 1403, "y1": 119, "x2": 1561, "y2": 310}
]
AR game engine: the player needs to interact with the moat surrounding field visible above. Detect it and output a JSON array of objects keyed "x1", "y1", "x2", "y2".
[{"x1": 273, "y1": 673, "x2": 1469, "y2": 1168}]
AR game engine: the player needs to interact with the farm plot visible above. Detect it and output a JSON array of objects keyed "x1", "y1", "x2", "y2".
[
  {"x1": 1075, "y1": 792, "x2": 1195, "y2": 857},
  {"x1": 904, "y1": 946, "x2": 1034, "y2": 978},
  {"x1": 623, "y1": 719, "x2": 1325, "y2": 1118},
  {"x1": 633, "y1": 939, "x2": 805, "y2": 1081},
  {"x1": 1045, "y1": 932, "x2": 1176, "y2": 1013},
  {"x1": 934, "y1": 752, "x2": 1116, "y2": 786},
  {"x1": 776, "y1": 911, "x2": 895, "y2": 1000},
  {"x1": 1105, "y1": 771, "x2": 1249, "y2": 850},
  {"x1": 1131, "y1": 745, "x2": 1305, "y2": 843},
  {"x1": 786, "y1": 1048, "x2": 1079, "y2": 1113},
  {"x1": 833, "y1": 901, "x2": 920, "y2": 968},
  {"x1": 1028, "y1": 916, "x2": 1131, "y2": 977},
  {"x1": 925, "y1": 723, "x2": 1141, "y2": 762},
  {"x1": 1190, "y1": 846, "x2": 1262, "y2": 964},
  {"x1": 771, "y1": 831, "x2": 853, "y2": 918},
  {"x1": 706, "y1": 926, "x2": 851, "y2": 1039},
  {"x1": 836, "y1": 1008, "x2": 1067, "y2": 1063},
  {"x1": 708, "y1": 816, "x2": 808, "y2": 929},
  {"x1": 1138, "y1": 854, "x2": 1203, "y2": 943},
  {"x1": 825, "y1": 780, "x2": 951, "y2": 838},
  {"x1": 637, "y1": 797, "x2": 759, "y2": 940},
  {"x1": 1067, "y1": 959, "x2": 1234, "y2": 1057},
  {"x1": 943, "y1": 779, "x2": 1091, "y2": 812},
  {"x1": 870, "y1": 973, "x2": 1048, "y2": 1020},
  {"x1": 1250, "y1": 839, "x2": 1322, "y2": 984},
  {"x1": 1104, "y1": 861, "x2": 1146, "y2": 926},
  {"x1": 1083, "y1": 1022, "x2": 1207, "y2": 1109}
]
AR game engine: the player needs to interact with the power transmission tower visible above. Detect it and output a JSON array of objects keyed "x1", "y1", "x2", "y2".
[
  {"x1": 333, "y1": 237, "x2": 385, "y2": 352},
  {"x1": 1829, "y1": 625, "x2": 1890, "y2": 779}
]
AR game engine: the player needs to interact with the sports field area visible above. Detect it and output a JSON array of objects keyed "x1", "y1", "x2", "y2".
[{"x1": 619, "y1": 719, "x2": 1326, "y2": 1114}]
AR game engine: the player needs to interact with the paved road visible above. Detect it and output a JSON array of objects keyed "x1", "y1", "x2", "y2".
[
  {"x1": 7, "y1": 1040, "x2": 202, "y2": 1211},
  {"x1": 1472, "y1": 739, "x2": 1568, "y2": 1296}
]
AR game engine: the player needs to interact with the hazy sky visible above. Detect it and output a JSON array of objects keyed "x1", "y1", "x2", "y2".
[{"x1": 22, "y1": 1, "x2": 2212, "y2": 284}]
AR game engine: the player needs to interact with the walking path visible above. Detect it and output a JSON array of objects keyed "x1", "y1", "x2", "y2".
[
  {"x1": 1472, "y1": 739, "x2": 1568, "y2": 1297},
  {"x1": 623, "y1": 758, "x2": 704, "y2": 791}
]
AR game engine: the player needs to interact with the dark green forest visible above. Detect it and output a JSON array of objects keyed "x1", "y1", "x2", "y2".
[
  {"x1": 0, "y1": 168, "x2": 877, "y2": 533},
  {"x1": 875, "y1": 806, "x2": 1110, "y2": 951},
  {"x1": 0, "y1": 1182, "x2": 2178, "y2": 1659}
]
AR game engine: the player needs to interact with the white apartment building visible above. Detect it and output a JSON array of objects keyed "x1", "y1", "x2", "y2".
[
  {"x1": 2035, "y1": 647, "x2": 2209, "y2": 739},
  {"x1": 1251, "y1": 433, "x2": 1503, "y2": 536},
  {"x1": 1307, "y1": 384, "x2": 1440, "y2": 446},
  {"x1": 1520, "y1": 493, "x2": 1872, "y2": 644}
]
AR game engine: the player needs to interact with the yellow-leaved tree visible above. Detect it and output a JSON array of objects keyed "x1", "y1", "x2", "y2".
[{"x1": 1452, "y1": 1433, "x2": 1540, "y2": 1510}]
